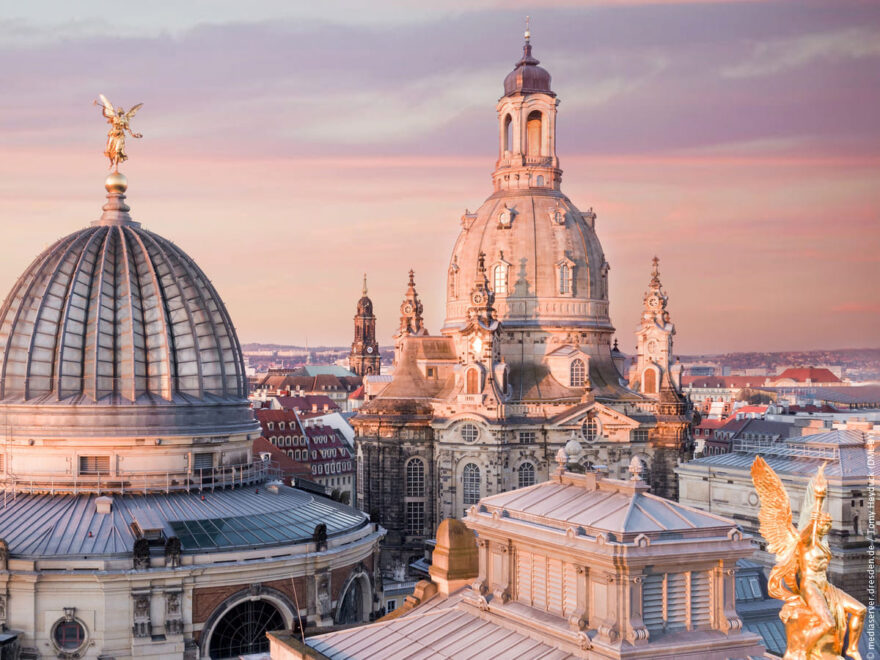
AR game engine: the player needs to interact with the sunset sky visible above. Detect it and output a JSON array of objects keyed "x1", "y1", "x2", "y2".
[{"x1": 1, "y1": 0, "x2": 878, "y2": 354}]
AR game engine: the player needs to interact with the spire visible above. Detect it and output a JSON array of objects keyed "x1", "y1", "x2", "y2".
[
  {"x1": 398, "y1": 269, "x2": 425, "y2": 336},
  {"x1": 651, "y1": 256, "x2": 661, "y2": 288},
  {"x1": 518, "y1": 16, "x2": 539, "y2": 67},
  {"x1": 362, "y1": 273, "x2": 368, "y2": 297}
]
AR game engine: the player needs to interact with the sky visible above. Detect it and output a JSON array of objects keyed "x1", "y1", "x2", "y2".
[{"x1": 0, "y1": 0, "x2": 878, "y2": 354}]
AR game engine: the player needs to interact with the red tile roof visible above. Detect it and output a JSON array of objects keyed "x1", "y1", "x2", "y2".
[
  {"x1": 773, "y1": 367, "x2": 840, "y2": 384},
  {"x1": 253, "y1": 437, "x2": 311, "y2": 481}
]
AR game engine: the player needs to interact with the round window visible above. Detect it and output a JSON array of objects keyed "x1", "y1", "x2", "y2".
[
  {"x1": 459, "y1": 424, "x2": 479, "y2": 443},
  {"x1": 581, "y1": 417, "x2": 599, "y2": 442},
  {"x1": 53, "y1": 618, "x2": 87, "y2": 653}
]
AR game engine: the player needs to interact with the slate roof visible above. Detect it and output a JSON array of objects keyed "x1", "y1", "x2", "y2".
[{"x1": 0, "y1": 483, "x2": 367, "y2": 559}]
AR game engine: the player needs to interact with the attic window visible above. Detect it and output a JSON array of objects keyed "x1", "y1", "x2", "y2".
[{"x1": 426, "y1": 366, "x2": 437, "y2": 379}]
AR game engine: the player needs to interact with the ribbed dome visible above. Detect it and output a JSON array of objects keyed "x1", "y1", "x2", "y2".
[
  {"x1": 444, "y1": 189, "x2": 611, "y2": 332},
  {"x1": 0, "y1": 191, "x2": 246, "y2": 404}
]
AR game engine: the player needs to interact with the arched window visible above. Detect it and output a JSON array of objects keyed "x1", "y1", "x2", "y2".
[
  {"x1": 518, "y1": 462, "x2": 536, "y2": 488},
  {"x1": 536, "y1": 174, "x2": 545, "y2": 186},
  {"x1": 559, "y1": 264, "x2": 571, "y2": 294},
  {"x1": 503, "y1": 114, "x2": 513, "y2": 153},
  {"x1": 582, "y1": 416, "x2": 599, "y2": 442},
  {"x1": 570, "y1": 359, "x2": 586, "y2": 387},
  {"x1": 466, "y1": 368, "x2": 479, "y2": 394},
  {"x1": 406, "y1": 458, "x2": 425, "y2": 497},
  {"x1": 459, "y1": 423, "x2": 479, "y2": 443},
  {"x1": 209, "y1": 600, "x2": 284, "y2": 658},
  {"x1": 463, "y1": 463, "x2": 481, "y2": 510},
  {"x1": 526, "y1": 110, "x2": 542, "y2": 156},
  {"x1": 643, "y1": 368, "x2": 657, "y2": 394},
  {"x1": 493, "y1": 265, "x2": 507, "y2": 295}
]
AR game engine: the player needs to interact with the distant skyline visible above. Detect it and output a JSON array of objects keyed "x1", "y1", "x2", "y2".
[{"x1": 1, "y1": 1, "x2": 878, "y2": 353}]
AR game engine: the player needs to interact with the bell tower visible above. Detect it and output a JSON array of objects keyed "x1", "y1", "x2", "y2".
[
  {"x1": 349, "y1": 274, "x2": 380, "y2": 376},
  {"x1": 493, "y1": 23, "x2": 561, "y2": 193},
  {"x1": 630, "y1": 257, "x2": 681, "y2": 396}
]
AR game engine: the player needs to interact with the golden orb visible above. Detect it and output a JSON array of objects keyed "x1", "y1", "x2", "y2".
[{"x1": 105, "y1": 172, "x2": 128, "y2": 194}]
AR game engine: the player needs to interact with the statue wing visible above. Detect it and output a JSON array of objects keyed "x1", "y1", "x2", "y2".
[
  {"x1": 97, "y1": 94, "x2": 115, "y2": 117},
  {"x1": 125, "y1": 103, "x2": 143, "y2": 120},
  {"x1": 750, "y1": 456, "x2": 798, "y2": 556}
]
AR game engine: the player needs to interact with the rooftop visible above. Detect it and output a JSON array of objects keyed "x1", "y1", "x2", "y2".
[{"x1": 0, "y1": 483, "x2": 368, "y2": 559}]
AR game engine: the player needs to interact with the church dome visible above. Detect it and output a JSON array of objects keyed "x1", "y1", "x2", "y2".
[{"x1": 444, "y1": 189, "x2": 611, "y2": 331}]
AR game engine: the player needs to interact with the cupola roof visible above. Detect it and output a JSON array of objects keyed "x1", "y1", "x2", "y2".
[{"x1": 503, "y1": 31, "x2": 554, "y2": 97}]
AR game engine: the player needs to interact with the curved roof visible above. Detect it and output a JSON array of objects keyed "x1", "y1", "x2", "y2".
[
  {"x1": 0, "y1": 187, "x2": 246, "y2": 404},
  {"x1": 444, "y1": 190, "x2": 610, "y2": 332},
  {"x1": 503, "y1": 39, "x2": 553, "y2": 97},
  {"x1": 0, "y1": 484, "x2": 368, "y2": 558}
]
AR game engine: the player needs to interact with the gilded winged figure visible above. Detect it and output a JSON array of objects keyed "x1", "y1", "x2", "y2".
[
  {"x1": 94, "y1": 94, "x2": 143, "y2": 170},
  {"x1": 751, "y1": 456, "x2": 865, "y2": 660}
]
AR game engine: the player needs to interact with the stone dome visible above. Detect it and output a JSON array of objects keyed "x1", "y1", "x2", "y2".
[{"x1": 444, "y1": 189, "x2": 611, "y2": 332}]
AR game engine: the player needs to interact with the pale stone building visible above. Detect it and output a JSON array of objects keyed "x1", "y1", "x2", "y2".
[
  {"x1": 354, "y1": 31, "x2": 692, "y2": 576},
  {"x1": 0, "y1": 174, "x2": 383, "y2": 659},
  {"x1": 271, "y1": 455, "x2": 767, "y2": 659},
  {"x1": 676, "y1": 426, "x2": 877, "y2": 604}
]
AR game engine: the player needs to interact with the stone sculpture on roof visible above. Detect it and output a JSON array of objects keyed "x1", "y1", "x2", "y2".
[{"x1": 751, "y1": 456, "x2": 866, "y2": 659}]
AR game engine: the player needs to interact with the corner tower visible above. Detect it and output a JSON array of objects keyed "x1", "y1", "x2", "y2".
[
  {"x1": 630, "y1": 257, "x2": 682, "y2": 395},
  {"x1": 349, "y1": 274, "x2": 380, "y2": 376}
]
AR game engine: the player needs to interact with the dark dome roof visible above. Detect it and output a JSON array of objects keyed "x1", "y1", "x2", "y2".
[
  {"x1": 357, "y1": 295, "x2": 373, "y2": 316},
  {"x1": 503, "y1": 40, "x2": 554, "y2": 97}
]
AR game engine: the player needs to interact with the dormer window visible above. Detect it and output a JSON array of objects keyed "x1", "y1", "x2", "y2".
[
  {"x1": 570, "y1": 359, "x2": 586, "y2": 387},
  {"x1": 556, "y1": 257, "x2": 576, "y2": 296}
]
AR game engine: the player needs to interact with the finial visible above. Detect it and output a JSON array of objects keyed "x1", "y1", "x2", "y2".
[
  {"x1": 362, "y1": 273, "x2": 368, "y2": 297},
  {"x1": 628, "y1": 456, "x2": 645, "y2": 482},
  {"x1": 477, "y1": 251, "x2": 486, "y2": 274},
  {"x1": 94, "y1": 94, "x2": 143, "y2": 172},
  {"x1": 613, "y1": 338, "x2": 619, "y2": 351},
  {"x1": 524, "y1": 16, "x2": 531, "y2": 42},
  {"x1": 408, "y1": 269, "x2": 415, "y2": 287}
]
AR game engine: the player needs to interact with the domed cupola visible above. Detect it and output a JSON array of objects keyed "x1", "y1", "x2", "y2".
[
  {"x1": 444, "y1": 28, "x2": 613, "y2": 340},
  {"x1": 0, "y1": 170, "x2": 259, "y2": 494},
  {"x1": 503, "y1": 27, "x2": 554, "y2": 97}
]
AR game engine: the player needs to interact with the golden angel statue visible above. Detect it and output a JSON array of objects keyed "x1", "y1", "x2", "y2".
[
  {"x1": 751, "y1": 456, "x2": 865, "y2": 660},
  {"x1": 94, "y1": 94, "x2": 143, "y2": 170}
]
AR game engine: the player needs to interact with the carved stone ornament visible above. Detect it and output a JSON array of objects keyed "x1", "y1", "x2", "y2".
[
  {"x1": 549, "y1": 204, "x2": 566, "y2": 226},
  {"x1": 498, "y1": 204, "x2": 514, "y2": 228},
  {"x1": 132, "y1": 593, "x2": 151, "y2": 638}
]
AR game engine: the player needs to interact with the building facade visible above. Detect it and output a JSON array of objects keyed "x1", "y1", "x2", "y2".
[
  {"x1": 353, "y1": 33, "x2": 693, "y2": 577},
  {"x1": 0, "y1": 173, "x2": 383, "y2": 659}
]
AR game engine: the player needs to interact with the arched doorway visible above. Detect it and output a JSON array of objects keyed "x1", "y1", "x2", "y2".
[{"x1": 208, "y1": 599, "x2": 284, "y2": 659}]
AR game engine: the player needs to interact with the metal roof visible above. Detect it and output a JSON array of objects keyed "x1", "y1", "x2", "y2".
[
  {"x1": 682, "y1": 430, "x2": 874, "y2": 481},
  {"x1": 307, "y1": 606, "x2": 577, "y2": 659},
  {"x1": 0, "y1": 484, "x2": 367, "y2": 559},
  {"x1": 474, "y1": 473, "x2": 736, "y2": 540}
]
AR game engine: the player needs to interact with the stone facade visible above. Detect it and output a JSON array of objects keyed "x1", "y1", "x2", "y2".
[{"x1": 354, "y1": 35, "x2": 693, "y2": 578}]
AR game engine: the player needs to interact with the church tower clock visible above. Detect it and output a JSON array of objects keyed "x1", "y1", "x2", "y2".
[{"x1": 349, "y1": 274, "x2": 380, "y2": 376}]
